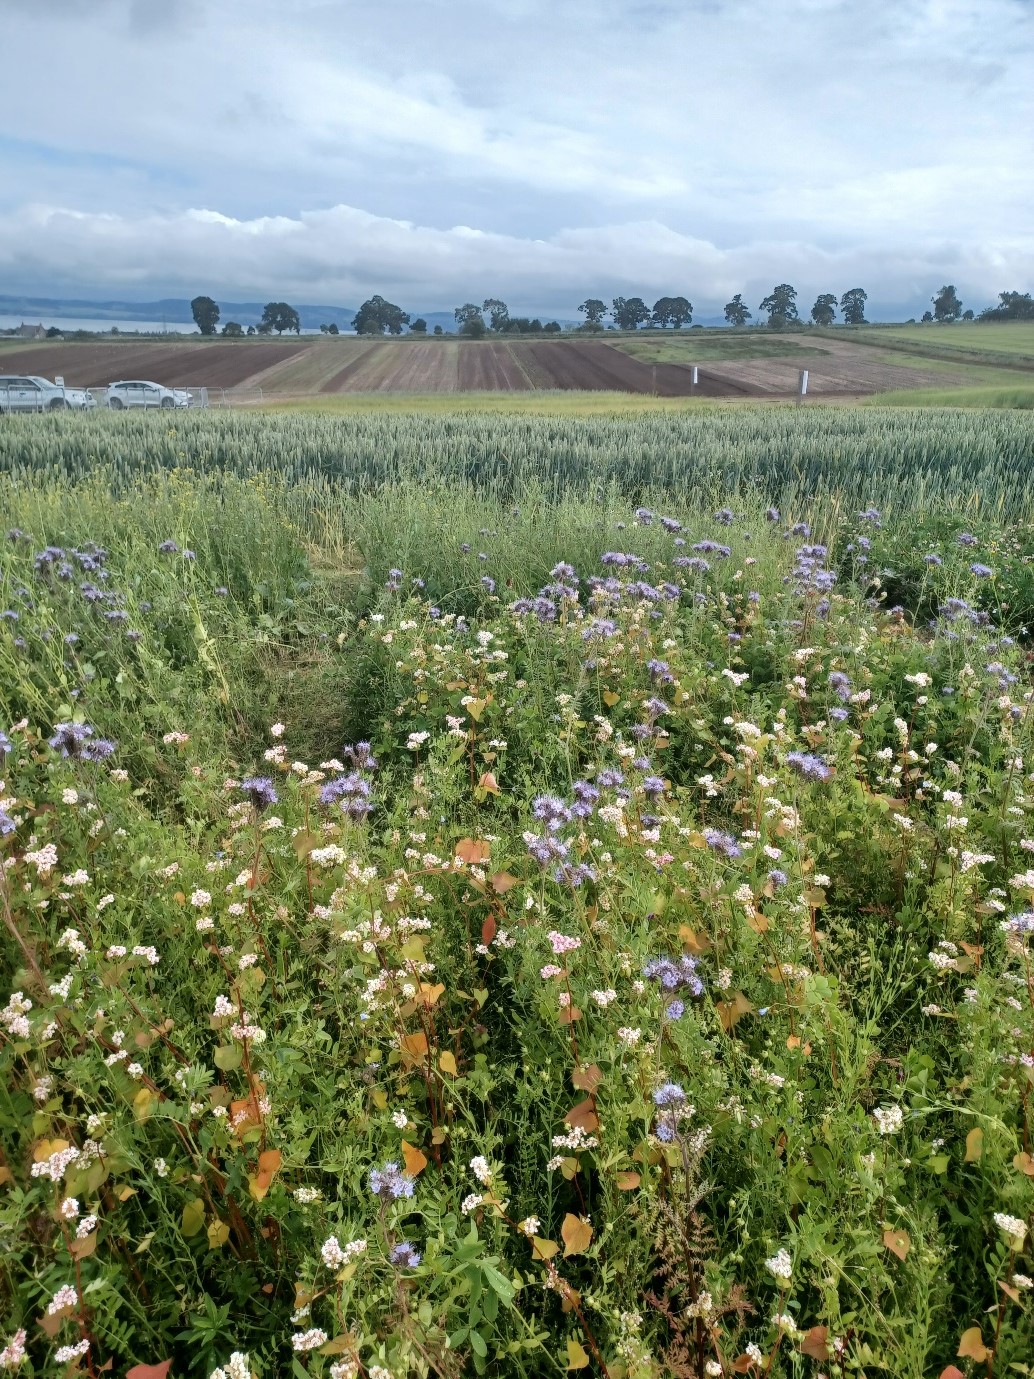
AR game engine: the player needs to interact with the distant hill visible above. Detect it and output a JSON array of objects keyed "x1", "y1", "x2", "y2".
[
  {"x1": 0, "y1": 294, "x2": 362, "y2": 331},
  {"x1": 0, "y1": 294, "x2": 714, "y2": 334}
]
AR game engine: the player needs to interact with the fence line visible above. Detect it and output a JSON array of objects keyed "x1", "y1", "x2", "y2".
[{"x1": 2, "y1": 384, "x2": 268, "y2": 413}]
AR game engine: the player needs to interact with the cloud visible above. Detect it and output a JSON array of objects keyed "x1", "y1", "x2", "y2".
[
  {"x1": 2, "y1": 0, "x2": 1032, "y2": 311},
  {"x1": 2, "y1": 201, "x2": 1030, "y2": 315}
]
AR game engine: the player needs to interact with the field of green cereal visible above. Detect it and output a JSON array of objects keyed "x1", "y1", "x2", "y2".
[{"x1": 2, "y1": 406, "x2": 1034, "y2": 1379}]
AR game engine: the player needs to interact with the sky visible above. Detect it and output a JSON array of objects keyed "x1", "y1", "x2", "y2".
[{"x1": 1, "y1": 0, "x2": 1032, "y2": 320}]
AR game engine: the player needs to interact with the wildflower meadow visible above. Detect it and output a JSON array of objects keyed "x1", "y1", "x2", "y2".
[{"x1": 2, "y1": 407, "x2": 1034, "y2": 1378}]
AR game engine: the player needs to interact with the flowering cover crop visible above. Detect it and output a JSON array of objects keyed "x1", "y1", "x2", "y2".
[{"x1": 1, "y1": 452, "x2": 1034, "y2": 1378}]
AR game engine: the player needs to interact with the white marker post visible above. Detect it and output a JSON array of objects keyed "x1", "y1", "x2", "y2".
[
  {"x1": 691, "y1": 365, "x2": 699, "y2": 387},
  {"x1": 798, "y1": 369, "x2": 809, "y2": 405}
]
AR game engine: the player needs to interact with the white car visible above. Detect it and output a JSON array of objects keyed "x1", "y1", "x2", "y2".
[
  {"x1": 0, "y1": 375, "x2": 97, "y2": 412},
  {"x1": 106, "y1": 380, "x2": 192, "y2": 410}
]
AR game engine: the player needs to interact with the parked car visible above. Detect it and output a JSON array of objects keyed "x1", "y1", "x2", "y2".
[
  {"x1": 106, "y1": 380, "x2": 192, "y2": 410},
  {"x1": 0, "y1": 375, "x2": 97, "y2": 412}
]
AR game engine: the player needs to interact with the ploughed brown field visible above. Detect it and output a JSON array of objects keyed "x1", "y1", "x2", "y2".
[
  {"x1": 0, "y1": 339, "x2": 311, "y2": 389},
  {"x1": 0, "y1": 336, "x2": 956, "y2": 397}
]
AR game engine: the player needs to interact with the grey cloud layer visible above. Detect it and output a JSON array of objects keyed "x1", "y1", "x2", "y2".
[
  {"x1": 4, "y1": 0, "x2": 1033, "y2": 311},
  {"x1": 3, "y1": 203, "x2": 1031, "y2": 315}
]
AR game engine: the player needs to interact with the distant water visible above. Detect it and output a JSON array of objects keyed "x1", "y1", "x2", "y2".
[
  {"x1": 0, "y1": 315, "x2": 329, "y2": 337},
  {"x1": 0, "y1": 315, "x2": 198, "y2": 336}
]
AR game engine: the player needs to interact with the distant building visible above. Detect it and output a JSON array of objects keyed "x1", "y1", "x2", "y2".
[{"x1": 15, "y1": 322, "x2": 46, "y2": 339}]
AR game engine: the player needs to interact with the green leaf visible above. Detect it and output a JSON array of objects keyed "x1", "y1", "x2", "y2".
[
  {"x1": 482, "y1": 1262, "x2": 515, "y2": 1305},
  {"x1": 470, "y1": 1331, "x2": 488, "y2": 1358},
  {"x1": 180, "y1": 1198, "x2": 206, "y2": 1237},
  {"x1": 213, "y1": 1045, "x2": 242, "y2": 1072}
]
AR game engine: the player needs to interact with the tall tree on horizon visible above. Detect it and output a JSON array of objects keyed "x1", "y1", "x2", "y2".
[
  {"x1": 611, "y1": 296, "x2": 651, "y2": 330},
  {"x1": 259, "y1": 302, "x2": 300, "y2": 335},
  {"x1": 578, "y1": 298, "x2": 607, "y2": 327},
  {"x1": 810, "y1": 293, "x2": 837, "y2": 326},
  {"x1": 932, "y1": 284, "x2": 963, "y2": 322},
  {"x1": 652, "y1": 296, "x2": 693, "y2": 328},
  {"x1": 839, "y1": 287, "x2": 868, "y2": 325},
  {"x1": 482, "y1": 298, "x2": 509, "y2": 331},
  {"x1": 759, "y1": 284, "x2": 799, "y2": 326},
  {"x1": 724, "y1": 293, "x2": 751, "y2": 326},
  {"x1": 352, "y1": 295, "x2": 410, "y2": 335},
  {"x1": 190, "y1": 295, "x2": 220, "y2": 336}
]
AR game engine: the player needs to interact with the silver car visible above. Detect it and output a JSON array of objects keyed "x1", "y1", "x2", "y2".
[
  {"x1": 106, "y1": 380, "x2": 191, "y2": 410},
  {"x1": 0, "y1": 375, "x2": 97, "y2": 412}
]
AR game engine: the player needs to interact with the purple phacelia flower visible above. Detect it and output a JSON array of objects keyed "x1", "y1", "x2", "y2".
[
  {"x1": 369, "y1": 1162, "x2": 415, "y2": 1201},
  {"x1": 239, "y1": 776, "x2": 279, "y2": 810},
  {"x1": 786, "y1": 751, "x2": 832, "y2": 782},
  {"x1": 828, "y1": 671, "x2": 851, "y2": 701},
  {"x1": 703, "y1": 827, "x2": 742, "y2": 859},
  {"x1": 652, "y1": 1082, "x2": 687, "y2": 1107},
  {"x1": 644, "y1": 954, "x2": 703, "y2": 999},
  {"x1": 532, "y1": 795, "x2": 572, "y2": 830}
]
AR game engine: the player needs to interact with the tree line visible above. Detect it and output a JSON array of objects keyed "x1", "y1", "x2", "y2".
[
  {"x1": 190, "y1": 284, "x2": 1034, "y2": 338},
  {"x1": 190, "y1": 298, "x2": 302, "y2": 336}
]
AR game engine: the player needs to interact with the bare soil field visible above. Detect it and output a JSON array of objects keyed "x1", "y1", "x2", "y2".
[
  {"x1": 457, "y1": 342, "x2": 532, "y2": 391},
  {"x1": 0, "y1": 340, "x2": 309, "y2": 389},
  {"x1": 613, "y1": 336, "x2": 967, "y2": 397},
  {"x1": 249, "y1": 340, "x2": 375, "y2": 392},
  {"x1": 513, "y1": 341, "x2": 698, "y2": 394},
  {"x1": 0, "y1": 333, "x2": 971, "y2": 399}
]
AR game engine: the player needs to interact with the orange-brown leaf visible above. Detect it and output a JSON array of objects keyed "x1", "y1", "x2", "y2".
[
  {"x1": 938, "y1": 1368, "x2": 965, "y2": 1379},
  {"x1": 532, "y1": 1236, "x2": 559, "y2": 1259},
  {"x1": 957, "y1": 1328, "x2": 989, "y2": 1362},
  {"x1": 564, "y1": 1098, "x2": 599, "y2": 1132},
  {"x1": 481, "y1": 914, "x2": 497, "y2": 946},
  {"x1": 715, "y1": 991, "x2": 753, "y2": 1031},
  {"x1": 561, "y1": 1213, "x2": 593, "y2": 1257},
  {"x1": 477, "y1": 771, "x2": 500, "y2": 794},
  {"x1": 800, "y1": 1327, "x2": 830, "y2": 1361},
  {"x1": 678, "y1": 924, "x2": 712, "y2": 954},
  {"x1": 126, "y1": 1363, "x2": 173, "y2": 1379},
  {"x1": 229, "y1": 1086, "x2": 265, "y2": 1138},
  {"x1": 558, "y1": 1005, "x2": 582, "y2": 1024},
  {"x1": 1014, "y1": 1151, "x2": 1034, "y2": 1176},
  {"x1": 455, "y1": 838, "x2": 490, "y2": 864},
  {"x1": 965, "y1": 1127, "x2": 984, "y2": 1162},
  {"x1": 401, "y1": 1141, "x2": 428, "y2": 1178},
  {"x1": 615, "y1": 1171, "x2": 640, "y2": 1191},
  {"x1": 571, "y1": 1063, "x2": 604, "y2": 1093},
  {"x1": 400, "y1": 1032, "x2": 429, "y2": 1065},
  {"x1": 883, "y1": 1227, "x2": 911, "y2": 1260}
]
